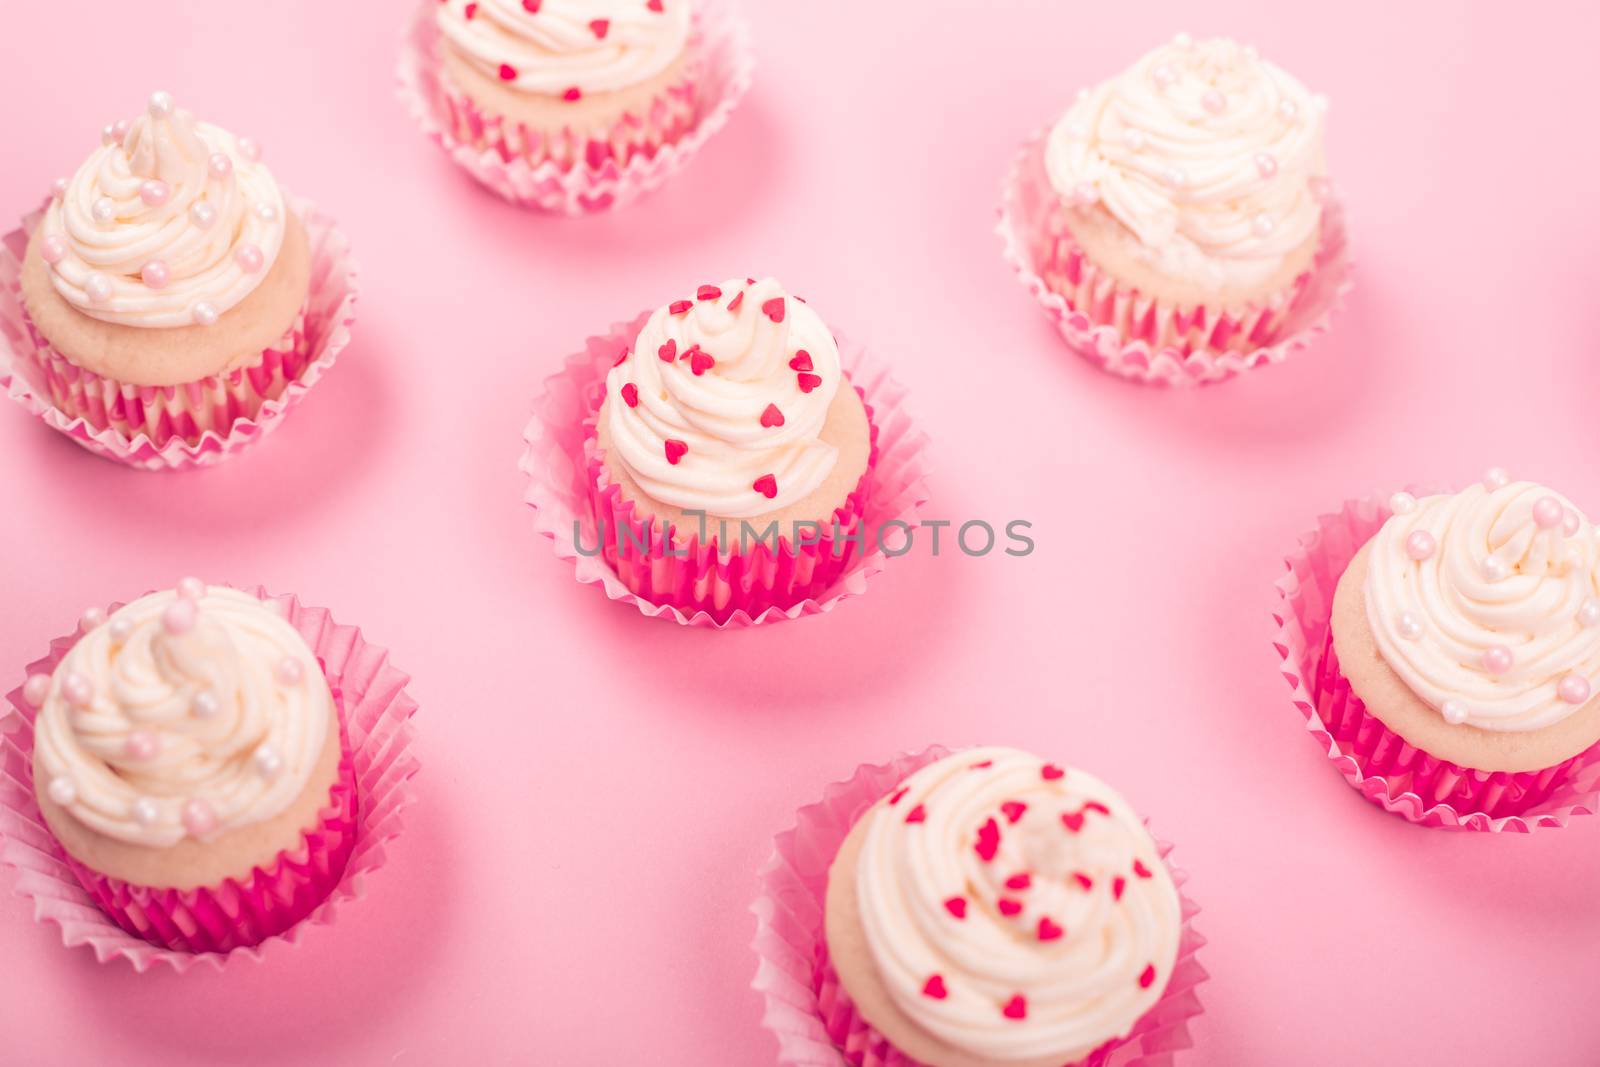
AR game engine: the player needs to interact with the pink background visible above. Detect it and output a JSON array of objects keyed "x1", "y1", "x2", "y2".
[{"x1": 1, "y1": 0, "x2": 1598, "y2": 1063}]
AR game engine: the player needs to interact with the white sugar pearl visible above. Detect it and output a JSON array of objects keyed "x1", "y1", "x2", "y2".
[
  {"x1": 91, "y1": 197, "x2": 115, "y2": 224},
  {"x1": 1441, "y1": 699, "x2": 1468, "y2": 725},
  {"x1": 132, "y1": 797, "x2": 160, "y2": 826},
  {"x1": 1482, "y1": 555, "x2": 1509, "y2": 582},
  {"x1": 192, "y1": 302, "x2": 219, "y2": 327},
  {"x1": 1252, "y1": 213, "x2": 1276, "y2": 237},
  {"x1": 1396, "y1": 611, "x2": 1423, "y2": 640},
  {"x1": 47, "y1": 777, "x2": 77, "y2": 806},
  {"x1": 1483, "y1": 467, "x2": 1510, "y2": 490},
  {"x1": 1389, "y1": 492, "x2": 1418, "y2": 515},
  {"x1": 84, "y1": 274, "x2": 112, "y2": 304},
  {"x1": 190, "y1": 202, "x2": 217, "y2": 229},
  {"x1": 253, "y1": 745, "x2": 284, "y2": 779},
  {"x1": 148, "y1": 91, "x2": 174, "y2": 117},
  {"x1": 1580, "y1": 598, "x2": 1600, "y2": 628},
  {"x1": 192, "y1": 689, "x2": 221, "y2": 718}
]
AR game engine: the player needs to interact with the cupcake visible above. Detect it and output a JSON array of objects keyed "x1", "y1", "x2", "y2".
[
  {"x1": 1002, "y1": 35, "x2": 1348, "y2": 384},
  {"x1": 589, "y1": 278, "x2": 876, "y2": 621},
  {"x1": 11, "y1": 91, "x2": 344, "y2": 455},
  {"x1": 817, "y1": 747, "x2": 1188, "y2": 1067},
  {"x1": 19, "y1": 581, "x2": 356, "y2": 952},
  {"x1": 423, "y1": 0, "x2": 726, "y2": 204},
  {"x1": 1320, "y1": 472, "x2": 1600, "y2": 819}
]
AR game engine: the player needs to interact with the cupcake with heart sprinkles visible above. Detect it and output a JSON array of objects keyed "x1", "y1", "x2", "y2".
[
  {"x1": 521, "y1": 277, "x2": 930, "y2": 626},
  {"x1": 400, "y1": 0, "x2": 753, "y2": 213},
  {"x1": 752, "y1": 746, "x2": 1207, "y2": 1067},
  {"x1": 999, "y1": 35, "x2": 1351, "y2": 385},
  {"x1": 1276, "y1": 469, "x2": 1600, "y2": 830},
  {"x1": 0, "y1": 581, "x2": 421, "y2": 964},
  {"x1": 0, "y1": 92, "x2": 357, "y2": 467}
]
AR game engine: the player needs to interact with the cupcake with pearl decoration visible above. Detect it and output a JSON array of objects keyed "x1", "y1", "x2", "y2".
[
  {"x1": 587, "y1": 278, "x2": 878, "y2": 622},
  {"x1": 401, "y1": 0, "x2": 752, "y2": 212},
  {"x1": 753, "y1": 747, "x2": 1206, "y2": 1067},
  {"x1": 1000, "y1": 35, "x2": 1350, "y2": 385},
  {"x1": 2, "y1": 92, "x2": 356, "y2": 465},
  {"x1": 17, "y1": 581, "x2": 358, "y2": 952},
  {"x1": 1279, "y1": 470, "x2": 1600, "y2": 829}
]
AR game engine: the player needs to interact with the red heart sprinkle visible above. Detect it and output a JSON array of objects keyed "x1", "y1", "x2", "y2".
[
  {"x1": 727, "y1": 291, "x2": 744, "y2": 311},
  {"x1": 1085, "y1": 801, "x2": 1110, "y2": 817},
  {"x1": 797, "y1": 373, "x2": 822, "y2": 393},
  {"x1": 789, "y1": 351, "x2": 813, "y2": 372},
  {"x1": 1002, "y1": 995, "x2": 1027, "y2": 1020},
  {"x1": 621, "y1": 383, "x2": 638, "y2": 408},
  {"x1": 903, "y1": 803, "x2": 926, "y2": 824},
  {"x1": 1113, "y1": 876, "x2": 1127, "y2": 901},
  {"x1": 762, "y1": 297, "x2": 786, "y2": 322},
  {"x1": 697, "y1": 284, "x2": 722, "y2": 301},
  {"x1": 613, "y1": 348, "x2": 630, "y2": 366},
  {"x1": 563, "y1": 87, "x2": 583, "y2": 101},
  {"x1": 997, "y1": 897, "x2": 1022, "y2": 917},
  {"x1": 689, "y1": 349, "x2": 715, "y2": 376},
  {"x1": 970, "y1": 760, "x2": 993, "y2": 770},
  {"x1": 464, "y1": 1, "x2": 478, "y2": 16},
  {"x1": 1037, "y1": 917, "x2": 1064, "y2": 941},
  {"x1": 646, "y1": 0, "x2": 664, "y2": 10},
  {"x1": 1133, "y1": 859, "x2": 1152, "y2": 879},
  {"x1": 664, "y1": 439, "x2": 687, "y2": 465},
  {"x1": 1061, "y1": 812, "x2": 1085, "y2": 833},
  {"x1": 760, "y1": 403, "x2": 785, "y2": 428},
  {"x1": 922, "y1": 975, "x2": 947, "y2": 1000},
  {"x1": 1072, "y1": 872, "x2": 1094, "y2": 890},
  {"x1": 888, "y1": 786, "x2": 908, "y2": 806},
  {"x1": 943, "y1": 896, "x2": 967, "y2": 919},
  {"x1": 669, "y1": 300, "x2": 692, "y2": 315},
  {"x1": 974, "y1": 817, "x2": 1000, "y2": 862},
  {"x1": 1004, "y1": 873, "x2": 1031, "y2": 891},
  {"x1": 1041, "y1": 764, "x2": 1065, "y2": 781},
  {"x1": 498, "y1": 64, "x2": 518, "y2": 81},
  {"x1": 523, "y1": 0, "x2": 541, "y2": 10},
  {"x1": 589, "y1": 18, "x2": 610, "y2": 38},
  {"x1": 658, "y1": 339, "x2": 677, "y2": 362},
  {"x1": 1000, "y1": 800, "x2": 1027, "y2": 824},
  {"x1": 1139, "y1": 964, "x2": 1156, "y2": 989}
]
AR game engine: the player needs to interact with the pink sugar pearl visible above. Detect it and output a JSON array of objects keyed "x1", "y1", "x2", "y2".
[
  {"x1": 124, "y1": 732, "x2": 159, "y2": 761},
  {"x1": 162, "y1": 598, "x2": 197, "y2": 635},
  {"x1": 141, "y1": 259, "x2": 170, "y2": 289},
  {"x1": 1559, "y1": 674, "x2": 1592, "y2": 705},
  {"x1": 22, "y1": 674, "x2": 50, "y2": 708},
  {"x1": 39, "y1": 235, "x2": 66, "y2": 264},
  {"x1": 61, "y1": 672, "x2": 93, "y2": 707},
  {"x1": 1533, "y1": 496, "x2": 1565, "y2": 529},
  {"x1": 235, "y1": 244, "x2": 264, "y2": 273},
  {"x1": 1405, "y1": 531, "x2": 1436, "y2": 561},
  {"x1": 182, "y1": 799, "x2": 217, "y2": 837},
  {"x1": 139, "y1": 180, "x2": 169, "y2": 207},
  {"x1": 1481, "y1": 645, "x2": 1514, "y2": 675}
]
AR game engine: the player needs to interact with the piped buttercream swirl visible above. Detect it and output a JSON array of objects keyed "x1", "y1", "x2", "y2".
[
  {"x1": 42, "y1": 92, "x2": 285, "y2": 328},
  {"x1": 1366, "y1": 479, "x2": 1600, "y2": 732},
  {"x1": 1045, "y1": 36, "x2": 1326, "y2": 288},
  {"x1": 33, "y1": 586, "x2": 332, "y2": 848},
  {"x1": 603, "y1": 278, "x2": 843, "y2": 518},
  {"x1": 853, "y1": 747, "x2": 1181, "y2": 1064},
  {"x1": 438, "y1": 0, "x2": 691, "y2": 96}
]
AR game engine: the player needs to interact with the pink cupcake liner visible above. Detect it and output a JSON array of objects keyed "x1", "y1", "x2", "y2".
[
  {"x1": 751, "y1": 747, "x2": 1208, "y2": 1067},
  {"x1": 520, "y1": 309, "x2": 931, "y2": 629},
  {"x1": 58, "y1": 709, "x2": 357, "y2": 955},
  {"x1": 998, "y1": 132, "x2": 1352, "y2": 387},
  {"x1": 398, "y1": 0, "x2": 754, "y2": 215},
  {"x1": 0, "y1": 587, "x2": 420, "y2": 971},
  {"x1": 582, "y1": 387, "x2": 875, "y2": 624},
  {"x1": 0, "y1": 196, "x2": 359, "y2": 470},
  {"x1": 1273, "y1": 491, "x2": 1600, "y2": 832}
]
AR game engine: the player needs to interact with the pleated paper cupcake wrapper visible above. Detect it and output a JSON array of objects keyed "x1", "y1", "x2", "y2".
[
  {"x1": 398, "y1": 0, "x2": 754, "y2": 215},
  {"x1": 750, "y1": 747, "x2": 1208, "y2": 1067},
  {"x1": 520, "y1": 309, "x2": 931, "y2": 629},
  {"x1": 1273, "y1": 492, "x2": 1600, "y2": 832},
  {"x1": 60, "y1": 718, "x2": 357, "y2": 955},
  {"x1": 998, "y1": 132, "x2": 1352, "y2": 387},
  {"x1": 0, "y1": 196, "x2": 359, "y2": 470},
  {"x1": 0, "y1": 587, "x2": 420, "y2": 971}
]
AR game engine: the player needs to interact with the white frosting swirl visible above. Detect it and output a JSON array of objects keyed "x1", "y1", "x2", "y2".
[
  {"x1": 1367, "y1": 480, "x2": 1600, "y2": 732},
  {"x1": 42, "y1": 92, "x2": 285, "y2": 328},
  {"x1": 854, "y1": 748, "x2": 1180, "y2": 1064},
  {"x1": 438, "y1": 0, "x2": 691, "y2": 96},
  {"x1": 603, "y1": 278, "x2": 843, "y2": 519},
  {"x1": 1045, "y1": 36, "x2": 1326, "y2": 288},
  {"x1": 34, "y1": 586, "x2": 332, "y2": 848}
]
